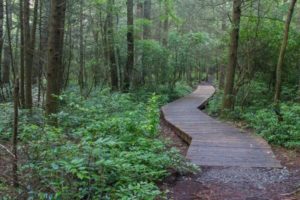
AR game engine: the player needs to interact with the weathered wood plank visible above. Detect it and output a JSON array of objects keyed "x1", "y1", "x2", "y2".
[{"x1": 161, "y1": 85, "x2": 282, "y2": 168}]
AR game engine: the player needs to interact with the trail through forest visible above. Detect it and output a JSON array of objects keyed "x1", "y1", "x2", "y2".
[
  {"x1": 160, "y1": 85, "x2": 300, "y2": 200},
  {"x1": 1, "y1": 0, "x2": 300, "y2": 199},
  {"x1": 161, "y1": 119, "x2": 300, "y2": 200},
  {"x1": 162, "y1": 85, "x2": 281, "y2": 168}
]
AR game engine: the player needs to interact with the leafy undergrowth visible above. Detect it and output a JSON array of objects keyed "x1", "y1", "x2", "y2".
[
  {"x1": 206, "y1": 82, "x2": 300, "y2": 149},
  {"x1": 242, "y1": 103, "x2": 300, "y2": 148},
  {"x1": 0, "y1": 85, "x2": 196, "y2": 200}
]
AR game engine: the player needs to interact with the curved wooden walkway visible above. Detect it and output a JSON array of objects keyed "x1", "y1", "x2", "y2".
[{"x1": 162, "y1": 85, "x2": 281, "y2": 168}]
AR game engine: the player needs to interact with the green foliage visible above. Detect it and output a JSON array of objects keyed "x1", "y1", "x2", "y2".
[
  {"x1": 136, "y1": 39, "x2": 169, "y2": 85},
  {"x1": 0, "y1": 89, "x2": 196, "y2": 199},
  {"x1": 133, "y1": 81, "x2": 193, "y2": 105},
  {"x1": 206, "y1": 90, "x2": 223, "y2": 117},
  {"x1": 170, "y1": 82, "x2": 193, "y2": 100},
  {"x1": 208, "y1": 81, "x2": 300, "y2": 149},
  {"x1": 243, "y1": 103, "x2": 300, "y2": 148}
]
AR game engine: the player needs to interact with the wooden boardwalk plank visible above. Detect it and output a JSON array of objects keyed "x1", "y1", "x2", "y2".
[{"x1": 161, "y1": 85, "x2": 281, "y2": 168}]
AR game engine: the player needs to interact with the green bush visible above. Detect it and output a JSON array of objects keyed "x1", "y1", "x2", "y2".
[
  {"x1": 206, "y1": 80, "x2": 300, "y2": 149},
  {"x1": 242, "y1": 103, "x2": 300, "y2": 148},
  {"x1": 0, "y1": 90, "x2": 197, "y2": 199}
]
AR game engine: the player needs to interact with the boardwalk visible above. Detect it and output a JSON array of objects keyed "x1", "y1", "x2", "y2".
[{"x1": 162, "y1": 85, "x2": 281, "y2": 168}]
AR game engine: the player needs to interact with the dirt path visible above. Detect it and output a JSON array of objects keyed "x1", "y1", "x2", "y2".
[{"x1": 160, "y1": 122, "x2": 300, "y2": 200}]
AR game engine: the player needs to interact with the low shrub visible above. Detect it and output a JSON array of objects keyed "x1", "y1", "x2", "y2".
[{"x1": 0, "y1": 90, "x2": 197, "y2": 199}]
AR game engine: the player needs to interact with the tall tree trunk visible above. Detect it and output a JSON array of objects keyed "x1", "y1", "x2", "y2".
[
  {"x1": 5, "y1": 0, "x2": 15, "y2": 81},
  {"x1": 79, "y1": 0, "x2": 84, "y2": 91},
  {"x1": 0, "y1": 0, "x2": 3, "y2": 87},
  {"x1": 162, "y1": 1, "x2": 169, "y2": 47},
  {"x1": 46, "y1": 0, "x2": 66, "y2": 115},
  {"x1": 37, "y1": 0, "x2": 42, "y2": 105},
  {"x1": 135, "y1": 1, "x2": 143, "y2": 86},
  {"x1": 12, "y1": 78, "x2": 19, "y2": 188},
  {"x1": 107, "y1": 0, "x2": 118, "y2": 91},
  {"x1": 140, "y1": 0, "x2": 151, "y2": 85},
  {"x1": 38, "y1": 0, "x2": 50, "y2": 106},
  {"x1": 24, "y1": 0, "x2": 31, "y2": 108},
  {"x1": 2, "y1": 46, "x2": 10, "y2": 83},
  {"x1": 64, "y1": 16, "x2": 73, "y2": 89},
  {"x1": 123, "y1": 0, "x2": 134, "y2": 91},
  {"x1": 222, "y1": 0, "x2": 242, "y2": 112},
  {"x1": 19, "y1": 0, "x2": 25, "y2": 107},
  {"x1": 219, "y1": 0, "x2": 227, "y2": 89},
  {"x1": 136, "y1": 2, "x2": 143, "y2": 40},
  {"x1": 143, "y1": 0, "x2": 151, "y2": 39},
  {"x1": 57, "y1": 0, "x2": 66, "y2": 93},
  {"x1": 274, "y1": 0, "x2": 297, "y2": 105},
  {"x1": 24, "y1": 0, "x2": 38, "y2": 109}
]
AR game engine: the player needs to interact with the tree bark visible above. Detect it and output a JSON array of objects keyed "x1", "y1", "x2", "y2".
[
  {"x1": 0, "y1": 0, "x2": 3, "y2": 86},
  {"x1": 12, "y1": 78, "x2": 19, "y2": 188},
  {"x1": 24, "y1": 0, "x2": 32, "y2": 108},
  {"x1": 123, "y1": 0, "x2": 134, "y2": 91},
  {"x1": 274, "y1": 0, "x2": 297, "y2": 105},
  {"x1": 107, "y1": 0, "x2": 118, "y2": 91},
  {"x1": 222, "y1": 0, "x2": 242, "y2": 112},
  {"x1": 140, "y1": 0, "x2": 151, "y2": 85},
  {"x1": 5, "y1": 0, "x2": 16, "y2": 81},
  {"x1": 219, "y1": 0, "x2": 227, "y2": 89},
  {"x1": 46, "y1": 0, "x2": 66, "y2": 115},
  {"x1": 143, "y1": 0, "x2": 151, "y2": 39},
  {"x1": 19, "y1": 0, "x2": 25, "y2": 106},
  {"x1": 57, "y1": 0, "x2": 66, "y2": 93},
  {"x1": 79, "y1": 0, "x2": 85, "y2": 91},
  {"x1": 136, "y1": 2, "x2": 143, "y2": 40},
  {"x1": 162, "y1": 1, "x2": 169, "y2": 47},
  {"x1": 24, "y1": 0, "x2": 39, "y2": 109},
  {"x1": 2, "y1": 46, "x2": 10, "y2": 83}
]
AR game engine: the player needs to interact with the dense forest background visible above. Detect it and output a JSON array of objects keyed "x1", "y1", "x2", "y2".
[{"x1": 0, "y1": 0, "x2": 300, "y2": 199}]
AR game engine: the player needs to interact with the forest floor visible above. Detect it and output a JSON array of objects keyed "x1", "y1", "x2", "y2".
[{"x1": 160, "y1": 120, "x2": 300, "y2": 200}]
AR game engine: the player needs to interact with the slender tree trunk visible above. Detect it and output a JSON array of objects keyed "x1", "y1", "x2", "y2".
[
  {"x1": 218, "y1": 65, "x2": 225, "y2": 89},
  {"x1": 64, "y1": 18, "x2": 73, "y2": 89},
  {"x1": 123, "y1": 0, "x2": 134, "y2": 91},
  {"x1": 57, "y1": 0, "x2": 66, "y2": 93},
  {"x1": 46, "y1": 0, "x2": 66, "y2": 115},
  {"x1": 0, "y1": 0, "x2": 3, "y2": 87},
  {"x1": 37, "y1": 0, "x2": 42, "y2": 105},
  {"x1": 156, "y1": 3, "x2": 162, "y2": 42},
  {"x1": 24, "y1": 0, "x2": 31, "y2": 108},
  {"x1": 140, "y1": 0, "x2": 151, "y2": 85},
  {"x1": 219, "y1": 1, "x2": 227, "y2": 89},
  {"x1": 79, "y1": 0, "x2": 84, "y2": 91},
  {"x1": 12, "y1": 78, "x2": 19, "y2": 188},
  {"x1": 5, "y1": 0, "x2": 15, "y2": 81},
  {"x1": 136, "y1": 2, "x2": 143, "y2": 40},
  {"x1": 135, "y1": 2, "x2": 143, "y2": 86},
  {"x1": 143, "y1": 0, "x2": 151, "y2": 39},
  {"x1": 2, "y1": 46, "x2": 10, "y2": 83},
  {"x1": 24, "y1": 0, "x2": 39, "y2": 109},
  {"x1": 19, "y1": 0, "x2": 25, "y2": 107},
  {"x1": 162, "y1": 1, "x2": 169, "y2": 47},
  {"x1": 107, "y1": 0, "x2": 118, "y2": 91},
  {"x1": 274, "y1": 0, "x2": 297, "y2": 105},
  {"x1": 38, "y1": 0, "x2": 50, "y2": 105},
  {"x1": 222, "y1": 0, "x2": 242, "y2": 112},
  {"x1": 31, "y1": 0, "x2": 39, "y2": 76}
]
